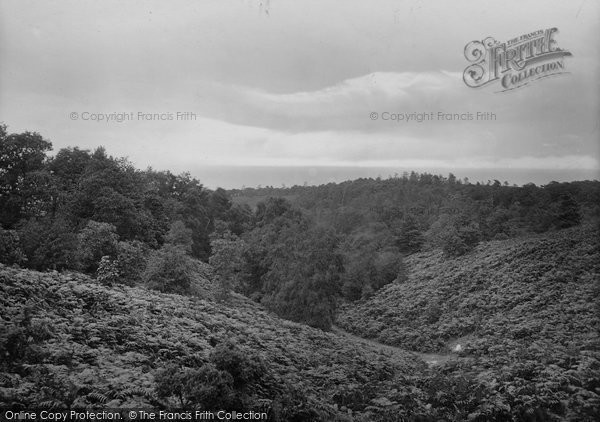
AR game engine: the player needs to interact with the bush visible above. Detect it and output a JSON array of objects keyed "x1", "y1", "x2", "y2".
[
  {"x1": 0, "y1": 306, "x2": 53, "y2": 369},
  {"x1": 155, "y1": 363, "x2": 235, "y2": 409},
  {"x1": 116, "y1": 240, "x2": 147, "y2": 285},
  {"x1": 142, "y1": 244, "x2": 194, "y2": 294},
  {"x1": 96, "y1": 255, "x2": 119, "y2": 286},
  {"x1": 77, "y1": 220, "x2": 119, "y2": 272},
  {"x1": 209, "y1": 341, "x2": 266, "y2": 389},
  {"x1": 155, "y1": 342, "x2": 266, "y2": 409}
]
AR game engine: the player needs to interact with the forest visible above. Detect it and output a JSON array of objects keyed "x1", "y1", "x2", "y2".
[
  {"x1": 1, "y1": 125, "x2": 598, "y2": 329},
  {"x1": 1, "y1": 125, "x2": 599, "y2": 420}
]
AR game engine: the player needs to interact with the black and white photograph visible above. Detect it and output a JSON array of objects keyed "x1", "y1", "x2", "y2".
[{"x1": 1, "y1": 1, "x2": 599, "y2": 420}]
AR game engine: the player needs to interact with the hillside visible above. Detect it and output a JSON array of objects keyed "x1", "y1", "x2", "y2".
[
  {"x1": 1, "y1": 230, "x2": 599, "y2": 420},
  {"x1": 0, "y1": 264, "x2": 437, "y2": 421},
  {"x1": 337, "y1": 226, "x2": 600, "y2": 420}
]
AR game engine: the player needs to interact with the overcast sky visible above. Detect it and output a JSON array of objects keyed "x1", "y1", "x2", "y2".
[{"x1": 1, "y1": 0, "x2": 599, "y2": 188}]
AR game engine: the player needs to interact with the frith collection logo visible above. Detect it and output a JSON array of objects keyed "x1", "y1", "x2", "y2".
[{"x1": 463, "y1": 28, "x2": 572, "y2": 92}]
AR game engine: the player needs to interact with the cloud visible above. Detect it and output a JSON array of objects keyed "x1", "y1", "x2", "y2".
[
  {"x1": 1, "y1": 0, "x2": 598, "y2": 187},
  {"x1": 195, "y1": 71, "x2": 468, "y2": 133}
]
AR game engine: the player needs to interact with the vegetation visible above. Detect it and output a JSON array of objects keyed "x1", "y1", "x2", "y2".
[
  {"x1": 0, "y1": 264, "x2": 424, "y2": 420},
  {"x1": 1, "y1": 124, "x2": 599, "y2": 419},
  {"x1": 337, "y1": 225, "x2": 600, "y2": 420}
]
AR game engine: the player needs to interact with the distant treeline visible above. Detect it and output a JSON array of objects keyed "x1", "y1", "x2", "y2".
[
  {"x1": 230, "y1": 172, "x2": 599, "y2": 254},
  {"x1": 1, "y1": 124, "x2": 598, "y2": 329}
]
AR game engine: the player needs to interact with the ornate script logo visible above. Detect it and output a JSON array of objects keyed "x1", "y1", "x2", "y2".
[{"x1": 463, "y1": 28, "x2": 572, "y2": 91}]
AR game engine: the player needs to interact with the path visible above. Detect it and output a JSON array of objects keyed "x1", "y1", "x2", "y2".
[{"x1": 331, "y1": 324, "x2": 457, "y2": 367}]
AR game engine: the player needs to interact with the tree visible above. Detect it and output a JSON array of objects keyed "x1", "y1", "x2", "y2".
[
  {"x1": 165, "y1": 220, "x2": 193, "y2": 253},
  {"x1": 142, "y1": 244, "x2": 195, "y2": 294},
  {"x1": 260, "y1": 226, "x2": 343, "y2": 329},
  {"x1": 554, "y1": 193, "x2": 581, "y2": 229},
  {"x1": 224, "y1": 203, "x2": 253, "y2": 236},
  {"x1": 66, "y1": 148, "x2": 143, "y2": 240},
  {"x1": 396, "y1": 215, "x2": 424, "y2": 253},
  {"x1": 46, "y1": 147, "x2": 91, "y2": 191},
  {"x1": 17, "y1": 217, "x2": 79, "y2": 270},
  {"x1": 339, "y1": 223, "x2": 402, "y2": 300},
  {"x1": 0, "y1": 125, "x2": 52, "y2": 227},
  {"x1": 77, "y1": 220, "x2": 119, "y2": 272},
  {"x1": 209, "y1": 231, "x2": 245, "y2": 301},
  {"x1": 115, "y1": 240, "x2": 147, "y2": 285},
  {"x1": 0, "y1": 227, "x2": 27, "y2": 266},
  {"x1": 426, "y1": 214, "x2": 481, "y2": 257}
]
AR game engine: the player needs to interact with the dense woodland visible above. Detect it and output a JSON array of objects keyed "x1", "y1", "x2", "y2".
[
  {"x1": 1, "y1": 125, "x2": 599, "y2": 420},
  {"x1": 1, "y1": 125, "x2": 599, "y2": 330}
]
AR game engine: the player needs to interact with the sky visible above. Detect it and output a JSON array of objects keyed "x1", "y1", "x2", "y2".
[{"x1": 1, "y1": 0, "x2": 599, "y2": 188}]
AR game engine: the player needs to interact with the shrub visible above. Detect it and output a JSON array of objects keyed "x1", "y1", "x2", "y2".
[
  {"x1": 155, "y1": 363, "x2": 234, "y2": 408},
  {"x1": 155, "y1": 343, "x2": 266, "y2": 410},
  {"x1": 116, "y1": 240, "x2": 147, "y2": 285},
  {"x1": 142, "y1": 244, "x2": 194, "y2": 294},
  {"x1": 209, "y1": 341, "x2": 266, "y2": 389},
  {"x1": 0, "y1": 306, "x2": 53, "y2": 369},
  {"x1": 77, "y1": 220, "x2": 119, "y2": 272},
  {"x1": 96, "y1": 255, "x2": 119, "y2": 286}
]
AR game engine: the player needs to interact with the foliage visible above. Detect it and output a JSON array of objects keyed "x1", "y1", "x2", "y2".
[
  {"x1": 209, "y1": 341, "x2": 266, "y2": 389},
  {"x1": 165, "y1": 220, "x2": 193, "y2": 253},
  {"x1": 238, "y1": 203, "x2": 343, "y2": 329},
  {"x1": 209, "y1": 231, "x2": 245, "y2": 302},
  {"x1": 17, "y1": 217, "x2": 79, "y2": 271},
  {"x1": 554, "y1": 193, "x2": 581, "y2": 229},
  {"x1": 0, "y1": 126, "x2": 257, "y2": 272},
  {"x1": 0, "y1": 264, "x2": 421, "y2": 419},
  {"x1": 337, "y1": 226, "x2": 600, "y2": 421},
  {"x1": 155, "y1": 363, "x2": 235, "y2": 408},
  {"x1": 231, "y1": 174, "x2": 599, "y2": 256},
  {"x1": 96, "y1": 256, "x2": 119, "y2": 286},
  {"x1": 155, "y1": 341, "x2": 267, "y2": 409},
  {"x1": 0, "y1": 125, "x2": 53, "y2": 228},
  {"x1": 0, "y1": 227, "x2": 27, "y2": 266},
  {"x1": 115, "y1": 240, "x2": 147, "y2": 285},
  {"x1": 0, "y1": 304, "x2": 53, "y2": 370},
  {"x1": 426, "y1": 214, "x2": 481, "y2": 257},
  {"x1": 77, "y1": 220, "x2": 119, "y2": 272},
  {"x1": 339, "y1": 224, "x2": 405, "y2": 300},
  {"x1": 2, "y1": 124, "x2": 600, "y2": 419},
  {"x1": 395, "y1": 215, "x2": 425, "y2": 254},
  {"x1": 142, "y1": 244, "x2": 195, "y2": 294}
]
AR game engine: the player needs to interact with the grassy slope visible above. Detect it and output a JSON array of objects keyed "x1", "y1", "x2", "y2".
[
  {"x1": 337, "y1": 225, "x2": 600, "y2": 419},
  {"x1": 0, "y1": 265, "x2": 423, "y2": 419}
]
